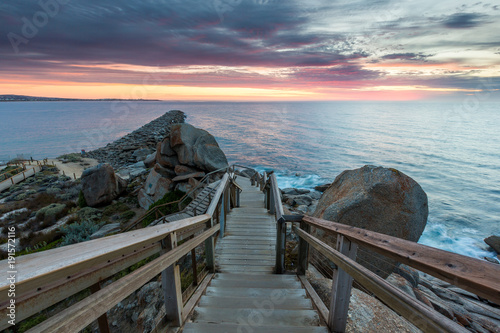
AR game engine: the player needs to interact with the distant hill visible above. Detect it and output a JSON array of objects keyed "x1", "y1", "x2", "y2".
[{"x1": 0, "y1": 95, "x2": 159, "y2": 102}]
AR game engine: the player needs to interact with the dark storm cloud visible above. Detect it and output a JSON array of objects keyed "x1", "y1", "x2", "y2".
[
  {"x1": 442, "y1": 13, "x2": 488, "y2": 29},
  {"x1": 381, "y1": 53, "x2": 432, "y2": 61},
  {"x1": 293, "y1": 64, "x2": 382, "y2": 82},
  {"x1": 0, "y1": 0, "x2": 362, "y2": 70}
]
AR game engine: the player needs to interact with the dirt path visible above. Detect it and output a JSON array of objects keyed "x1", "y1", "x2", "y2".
[{"x1": 47, "y1": 158, "x2": 99, "y2": 179}]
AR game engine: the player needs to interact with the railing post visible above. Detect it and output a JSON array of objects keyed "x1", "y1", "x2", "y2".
[
  {"x1": 328, "y1": 235, "x2": 358, "y2": 333},
  {"x1": 190, "y1": 235, "x2": 198, "y2": 286},
  {"x1": 205, "y1": 217, "x2": 215, "y2": 272},
  {"x1": 220, "y1": 194, "x2": 225, "y2": 238},
  {"x1": 268, "y1": 185, "x2": 275, "y2": 215},
  {"x1": 275, "y1": 217, "x2": 286, "y2": 274},
  {"x1": 297, "y1": 220, "x2": 310, "y2": 275},
  {"x1": 162, "y1": 232, "x2": 183, "y2": 327},
  {"x1": 89, "y1": 282, "x2": 110, "y2": 333}
]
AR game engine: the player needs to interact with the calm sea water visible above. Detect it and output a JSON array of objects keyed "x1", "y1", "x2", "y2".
[{"x1": 0, "y1": 101, "x2": 498, "y2": 259}]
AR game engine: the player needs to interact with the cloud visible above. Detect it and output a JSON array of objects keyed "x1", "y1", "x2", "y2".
[
  {"x1": 442, "y1": 13, "x2": 488, "y2": 29},
  {"x1": 0, "y1": 0, "x2": 498, "y2": 98},
  {"x1": 381, "y1": 53, "x2": 432, "y2": 61}
]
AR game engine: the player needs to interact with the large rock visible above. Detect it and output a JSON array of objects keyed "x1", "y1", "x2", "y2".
[
  {"x1": 81, "y1": 163, "x2": 127, "y2": 207},
  {"x1": 484, "y1": 235, "x2": 500, "y2": 254},
  {"x1": 170, "y1": 123, "x2": 228, "y2": 171},
  {"x1": 313, "y1": 165, "x2": 428, "y2": 278}
]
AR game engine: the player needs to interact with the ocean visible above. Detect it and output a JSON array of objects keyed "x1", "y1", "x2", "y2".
[{"x1": 0, "y1": 101, "x2": 498, "y2": 259}]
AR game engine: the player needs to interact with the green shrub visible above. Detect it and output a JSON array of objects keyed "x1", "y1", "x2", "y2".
[
  {"x1": 142, "y1": 190, "x2": 190, "y2": 227},
  {"x1": 18, "y1": 314, "x2": 47, "y2": 332},
  {"x1": 102, "y1": 202, "x2": 129, "y2": 218},
  {"x1": 36, "y1": 203, "x2": 66, "y2": 222},
  {"x1": 19, "y1": 230, "x2": 62, "y2": 251},
  {"x1": 57, "y1": 153, "x2": 82, "y2": 163},
  {"x1": 77, "y1": 207, "x2": 102, "y2": 222},
  {"x1": 78, "y1": 190, "x2": 87, "y2": 208},
  {"x1": 60, "y1": 220, "x2": 102, "y2": 246},
  {"x1": 120, "y1": 210, "x2": 136, "y2": 221}
]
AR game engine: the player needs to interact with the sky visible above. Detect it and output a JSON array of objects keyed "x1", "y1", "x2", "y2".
[{"x1": 0, "y1": 0, "x2": 499, "y2": 101}]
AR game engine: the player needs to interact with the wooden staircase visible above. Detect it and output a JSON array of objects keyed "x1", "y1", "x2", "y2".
[
  {"x1": 154, "y1": 181, "x2": 221, "y2": 224},
  {"x1": 183, "y1": 177, "x2": 328, "y2": 332}
]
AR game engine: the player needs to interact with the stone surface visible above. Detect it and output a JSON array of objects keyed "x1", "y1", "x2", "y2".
[
  {"x1": 314, "y1": 183, "x2": 331, "y2": 192},
  {"x1": 138, "y1": 189, "x2": 154, "y2": 210},
  {"x1": 143, "y1": 152, "x2": 157, "y2": 168},
  {"x1": 484, "y1": 235, "x2": 500, "y2": 253},
  {"x1": 90, "y1": 223, "x2": 121, "y2": 239},
  {"x1": 81, "y1": 163, "x2": 127, "y2": 207},
  {"x1": 170, "y1": 123, "x2": 228, "y2": 171},
  {"x1": 174, "y1": 164, "x2": 200, "y2": 176},
  {"x1": 347, "y1": 288, "x2": 420, "y2": 332},
  {"x1": 86, "y1": 110, "x2": 185, "y2": 169},
  {"x1": 132, "y1": 148, "x2": 151, "y2": 162},
  {"x1": 172, "y1": 171, "x2": 205, "y2": 182},
  {"x1": 313, "y1": 165, "x2": 428, "y2": 278}
]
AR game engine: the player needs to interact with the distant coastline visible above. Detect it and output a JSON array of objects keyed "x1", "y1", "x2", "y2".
[{"x1": 0, "y1": 94, "x2": 159, "y2": 102}]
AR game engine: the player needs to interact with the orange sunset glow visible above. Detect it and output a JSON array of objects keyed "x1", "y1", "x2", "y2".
[{"x1": 0, "y1": 1, "x2": 499, "y2": 101}]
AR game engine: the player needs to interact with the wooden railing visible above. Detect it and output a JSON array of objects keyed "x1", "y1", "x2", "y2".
[
  {"x1": 257, "y1": 170, "x2": 500, "y2": 333},
  {"x1": 125, "y1": 164, "x2": 247, "y2": 231},
  {"x1": 0, "y1": 172, "x2": 240, "y2": 332}
]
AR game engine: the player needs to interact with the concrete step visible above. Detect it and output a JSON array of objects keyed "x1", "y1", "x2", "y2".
[
  {"x1": 217, "y1": 265, "x2": 274, "y2": 274},
  {"x1": 216, "y1": 254, "x2": 275, "y2": 261},
  {"x1": 191, "y1": 308, "x2": 322, "y2": 327},
  {"x1": 197, "y1": 295, "x2": 313, "y2": 310},
  {"x1": 212, "y1": 273, "x2": 299, "y2": 282},
  {"x1": 183, "y1": 323, "x2": 329, "y2": 333},
  {"x1": 210, "y1": 277, "x2": 301, "y2": 289},
  {"x1": 215, "y1": 249, "x2": 274, "y2": 256},
  {"x1": 216, "y1": 258, "x2": 275, "y2": 266},
  {"x1": 205, "y1": 286, "x2": 307, "y2": 298}
]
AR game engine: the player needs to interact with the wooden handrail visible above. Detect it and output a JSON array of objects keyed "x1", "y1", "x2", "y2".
[
  {"x1": 302, "y1": 215, "x2": 500, "y2": 304},
  {"x1": 26, "y1": 225, "x2": 220, "y2": 333},
  {"x1": 206, "y1": 173, "x2": 230, "y2": 216},
  {"x1": 293, "y1": 226, "x2": 469, "y2": 333},
  {"x1": 0, "y1": 168, "x2": 241, "y2": 331},
  {"x1": 268, "y1": 173, "x2": 284, "y2": 220}
]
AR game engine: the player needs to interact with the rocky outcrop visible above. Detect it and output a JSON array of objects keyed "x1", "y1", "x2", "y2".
[
  {"x1": 86, "y1": 110, "x2": 185, "y2": 169},
  {"x1": 137, "y1": 123, "x2": 228, "y2": 209},
  {"x1": 484, "y1": 235, "x2": 500, "y2": 254},
  {"x1": 170, "y1": 123, "x2": 228, "y2": 172},
  {"x1": 388, "y1": 265, "x2": 500, "y2": 333},
  {"x1": 313, "y1": 165, "x2": 428, "y2": 278},
  {"x1": 81, "y1": 163, "x2": 127, "y2": 207}
]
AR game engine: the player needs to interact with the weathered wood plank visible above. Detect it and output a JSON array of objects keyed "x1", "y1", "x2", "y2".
[
  {"x1": 25, "y1": 225, "x2": 219, "y2": 333},
  {"x1": 293, "y1": 226, "x2": 469, "y2": 333},
  {"x1": 0, "y1": 243, "x2": 160, "y2": 329},
  {"x1": 297, "y1": 275, "x2": 329, "y2": 324},
  {"x1": 303, "y1": 216, "x2": 500, "y2": 304},
  {"x1": 328, "y1": 235, "x2": 357, "y2": 332},
  {"x1": 0, "y1": 214, "x2": 211, "y2": 304},
  {"x1": 182, "y1": 273, "x2": 214, "y2": 322}
]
